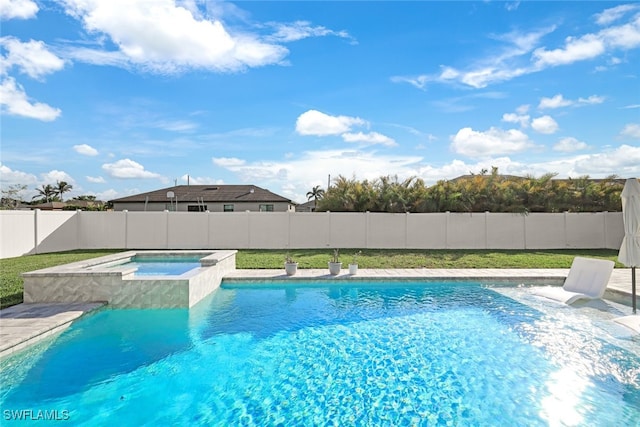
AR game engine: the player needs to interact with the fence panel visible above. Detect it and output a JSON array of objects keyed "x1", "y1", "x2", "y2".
[
  {"x1": 168, "y1": 212, "x2": 209, "y2": 249},
  {"x1": 209, "y1": 213, "x2": 249, "y2": 249},
  {"x1": 0, "y1": 211, "x2": 36, "y2": 258},
  {"x1": 447, "y1": 213, "x2": 486, "y2": 249},
  {"x1": 78, "y1": 211, "x2": 126, "y2": 249},
  {"x1": 525, "y1": 213, "x2": 566, "y2": 249},
  {"x1": 290, "y1": 212, "x2": 331, "y2": 248},
  {"x1": 246, "y1": 212, "x2": 289, "y2": 249},
  {"x1": 34, "y1": 211, "x2": 78, "y2": 254},
  {"x1": 406, "y1": 213, "x2": 447, "y2": 249},
  {"x1": 127, "y1": 212, "x2": 168, "y2": 249},
  {"x1": 487, "y1": 213, "x2": 526, "y2": 249},
  {"x1": 330, "y1": 212, "x2": 368, "y2": 249},
  {"x1": 367, "y1": 213, "x2": 407, "y2": 248},
  {"x1": 565, "y1": 212, "x2": 607, "y2": 249}
]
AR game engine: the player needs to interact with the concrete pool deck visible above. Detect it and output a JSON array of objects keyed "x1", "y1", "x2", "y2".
[
  {"x1": 0, "y1": 302, "x2": 106, "y2": 359},
  {"x1": 1, "y1": 268, "x2": 637, "y2": 359}
]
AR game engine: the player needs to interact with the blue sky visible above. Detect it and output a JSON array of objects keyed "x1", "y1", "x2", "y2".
[{"x1": 1, "y1": 0, "x2": 639, "y2": 204}]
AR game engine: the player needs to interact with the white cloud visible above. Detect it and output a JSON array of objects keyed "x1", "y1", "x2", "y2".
[
  {"x1": 531, "y1": 115, "x2": 559, "y2": 134},
  {"x1": 1, "y1": 37, "x2": 65, "y2": 79},
  {"x1": 450, "y1": 127, "x2": 534, "y2": 157},
  {"x1": 64, "y1": 47, "x2": 129, "y2": 68},
  {"x1": 595, "y1": 4, "x2": 639, "y2": 26},
  {"x1": 620, "y1": 123, "x2": 640, "y2": 138},
  {"x1": 59, "y1": 0, "x2": 289, "y2": 73},
  {"x1": 0, "y1": 77, "x2": 61, "y2": 121},
  {"x1": 154, "y1": 119, "x2": 198, "y2": 132},
  {"x1": 392, "y1": 26, "x2": 555, "y2": 89},
  {"x1": 212, "y1": 157, "x2": 246, "y2": 167},
  {"x1": 534, "y1": 34, "x2": 606, "y2": 67},
  {"x1": 577, "y1": 95, "x2": 605, "y2": 105},
  {"x1": 538, "y1": 94, "x2": 572, "y2": 109},
  {"x1": 572, "y1": 144, "x2": 640, "y2": 175},
  {"x1": 600, "y1": 16, "x2": 640, "y2": 50},
  {"x1": 505, "y1": 1, "x2": 520, "y2": 12},
  {"x1": 0, "y1": 163, "x2": 38, "y2": 185},
  {"x1": 266, "y1": 20, "x2": 354, "y2": 43},
  {"x1": 41, "y1": 170, "x2": 75, "y2": 184},
  {"x1": 342, "y1": 131, "x2": 397, "y2": 147},
  {"x1": 539, "y1": 94, "x2": 605, "y2": 109},
  {"x1": 96, "y1": 188, "x2": 120, "y2": 201},
  {"x1": 502, "y1": 112, "x2": 530, "y2": 128},
  {"x1": 389, "y1": 74, "x2": 431, "y2": 90},
  {"x1": 295, "y1": 110, "x2": 367, "y2": 136},
  {"x1": 553, "y1": 137, "x2": 588, "y2": 152},
  {"x1": 395, "y1": 5, "x2": 640, "y2": 90},
  {"x1": 86, "y1": 176, "x2": 106, "y2": 183},
  {"x1": 102, "y1": 158, "x2": 163, "y2": 179},
  {"x1": 0, "y1": 0, "x2": 38, "y2": 20},
  {"x1": 74, "y1": 144, "x2": 99, "y2": 156},
  {"x1": 0, "y1": 37, "x2": 64, "y2": 122},
  {"x1": 534, "y1": 13, "x2": 640, "y2": 67}
]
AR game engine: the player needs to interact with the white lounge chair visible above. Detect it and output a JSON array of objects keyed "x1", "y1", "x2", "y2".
[{"x1": 533, "y1": 257, "x2": 615, "y2": 304}]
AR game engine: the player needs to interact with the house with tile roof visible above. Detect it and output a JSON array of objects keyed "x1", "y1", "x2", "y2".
[{"x1": 109, "y1": 185, "x2": 294, "y2": 212}]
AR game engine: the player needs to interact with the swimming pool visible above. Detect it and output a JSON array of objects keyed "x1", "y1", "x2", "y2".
[
  {"x1": 1, "y1": 281, "x2": 638, "y2": 425},
  {"x1": 110, "y1": 256, "x2": 203, "y2": 276}
]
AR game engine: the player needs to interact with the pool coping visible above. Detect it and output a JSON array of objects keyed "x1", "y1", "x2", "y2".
[
  {"x1": 0, "y1": 302, "x2": 106, "y2": 359},
  {"x1": 1, "y1": 267, "x2": 636, "y2": 359}
]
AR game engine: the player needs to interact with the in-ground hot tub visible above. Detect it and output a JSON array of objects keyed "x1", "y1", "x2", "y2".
[{"x1": 22, "y1": 250, "x2": 237, "y2": 308}]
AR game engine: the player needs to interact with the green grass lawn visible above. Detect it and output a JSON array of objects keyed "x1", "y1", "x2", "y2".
[{"x1": 1, "y1": 249, "x2": 622, "y2": 310}]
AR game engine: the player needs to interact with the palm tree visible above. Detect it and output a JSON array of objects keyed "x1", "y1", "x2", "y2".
[
  {"x1": 33, "y1": 184, "x2": 57, "y2": 203},
  {"x1": 55, "y1": 180, "x2": 73, "y2": 202},
  {"x1": 72, "y1": 195, "x2": 96, "y2": 201},
  {"x1": 306, "y1": 185, "x2": 325, "y2": 202}
]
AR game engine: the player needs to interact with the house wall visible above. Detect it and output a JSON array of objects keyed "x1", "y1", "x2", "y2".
[
  {"x1": 112, "y1": 201, "x2": 294, "y2": 212},
  {"x1": 0, "y1": 210, "x2": 625, "y2": 259}
]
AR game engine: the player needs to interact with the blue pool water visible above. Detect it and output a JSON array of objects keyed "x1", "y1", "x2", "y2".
[
  {"x1": 115, "y1": 256, "x2": 202, "y2": 276},
  {"x1": 1, "y1": 281, "x2": 639, "y2": 426}
]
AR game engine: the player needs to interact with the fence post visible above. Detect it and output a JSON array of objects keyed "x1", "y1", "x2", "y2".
[
  {"x1": 327, "y1": 211, "x2": 332, "y2": 248},
  {"x1": 564, "y1": 211, "x2": 568, "y2": 248},
  {"x1": 76, "y1": 209, "x2": 81, "y2": 250},
  {"x1": 33, "y1": 209, "x2": 39, "y2": 254},
  {"x1": 405, "y1": 212, "x2": 410, "y2": 249},
  {"x1": 166, "y1": 210, "x2": 170, "y2": 249},
  {"x1": 247, "y1": 210, "x2": 251, "y2": 249},
  {"x1": 124, "y1": 210, "x2": 128, "y2": 249},
  {"x1": 523, "y1": 213, "x2": 528, "y2": 249},
  {"x1": 485, "y1": 211, "x2": 489, "y2": 249},
  {"x1": 365, "y1": 211, "x2": 370, "y2": 249},
  {"x1": 445, "y1": 211, "x2": 450, "y2": 249},
  {"x1": 603, "y1": 211, "x2": 608, "y2": 249},
  {"x1": 206, "y1": 210, "x2": 211, "y2": 249}
]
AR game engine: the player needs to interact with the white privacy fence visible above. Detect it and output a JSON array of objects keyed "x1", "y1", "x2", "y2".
[{"x1": 0, "y1": 210, "x2": 625, "y2": 259}]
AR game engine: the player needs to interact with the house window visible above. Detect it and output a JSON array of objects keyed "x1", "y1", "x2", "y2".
[
  {"x1": 223, "y1": 204, "x2": 234, "y2": 212},
  {"x1": 188, "y1": 205, "x2": 207, "y2": 212},
  {"x1": 259, "y1": 204, "x2": 274, "y2": 212}
]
